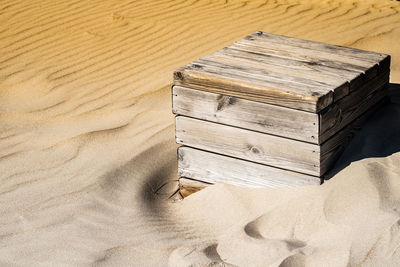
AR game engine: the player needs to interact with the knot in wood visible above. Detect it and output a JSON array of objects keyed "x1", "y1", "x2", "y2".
[
  {"x1": 311, "y1": 92, "x2": 321, "y2": 96},
  {"x1": 249, "y1": 146, "x2": 261, "y2": 154},
  {"x1": 178, "y1": 150, "x2": 184, "y2": 162},
  {"x1": 258, "y1": 119, "x2": 273, "y2": 128},
  {"x1": 174, "y1": 71, "x2": 184, "y2": 80},
  {"x1": 216, "y1": 95, "x2": 236, "y2": 111}
]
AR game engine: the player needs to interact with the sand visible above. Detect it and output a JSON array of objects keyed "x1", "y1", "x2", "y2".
[{"x1": 0, "y1": 0, "x2": 399, "y2": 266}]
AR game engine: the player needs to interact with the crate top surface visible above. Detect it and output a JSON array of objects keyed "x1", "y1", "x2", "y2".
[{"x1": 173, "y1": 31, "x2": 390, "y2": 113}]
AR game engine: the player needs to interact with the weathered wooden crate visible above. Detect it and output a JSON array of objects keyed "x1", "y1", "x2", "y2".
[{"x1": 172, "y1": 31, "x2": 390, "y2": 188}]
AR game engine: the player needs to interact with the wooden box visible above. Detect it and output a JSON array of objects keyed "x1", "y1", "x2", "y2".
[{"x1": 172, "y1": 31, "x2": 390, "y2": 188}]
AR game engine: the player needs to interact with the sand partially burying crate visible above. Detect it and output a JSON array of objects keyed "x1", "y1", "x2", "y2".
[{"x1": 172, "y1": 31, "x2": 390, "y2": 189}]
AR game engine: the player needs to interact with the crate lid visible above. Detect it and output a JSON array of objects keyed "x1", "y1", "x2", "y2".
[{"x1": 173, "y1": 31, "x2": 390, "y2": 113}]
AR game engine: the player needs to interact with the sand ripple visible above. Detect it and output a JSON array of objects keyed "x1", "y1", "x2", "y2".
[{"x1": 0, "y1": 0, "x2": 400, "y2": 265}]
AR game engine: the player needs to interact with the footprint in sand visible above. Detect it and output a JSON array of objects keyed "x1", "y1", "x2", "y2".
[
  {"x1": 244, "y1": 219, "x2": 307, "y2": 250},
  {"x1": 168, "y1": 243, "x2": 236, "y2": 267},
  {"x1": 278, "y1": 253, "x2": 307, "y2": 267},
  {"x1": 212, "y1": 214, "x2": 308, "y2": 267}
]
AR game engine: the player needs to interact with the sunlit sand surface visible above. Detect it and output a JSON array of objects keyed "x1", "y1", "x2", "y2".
[{"x1": 1, "y1": 0, "x2": 400, "y2": 265}]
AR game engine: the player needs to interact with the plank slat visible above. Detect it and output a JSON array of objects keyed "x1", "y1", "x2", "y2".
[
  {"x1": 178, "y1": 146, "x2": 321, "y2": 188},
  {"x1": 172, "y1": 85, "x2": 319, "y2": 143},
  {"x1": 209, "y1": 49, "x2": 350, "y2": 91},
  {"x1": 320, "y1": 97, "x2": 388, "y2": 174},
  {"x1": 197, "y1": 56, "x2": 340, "y2": 91},
  {"x1": 319, "y1": 71, "x2": 390, "y2": 143},
  {"x1": 178, "y1": 60, "x2": 331, "y2": 97},
  {"x1": 175, "y1": 116, "x2": 320, "y2": 176},
  {"x1": 174, "y1": 31, "x2": 390, "y2": 113},
  {"x1": 174, "y1": 67, "x2": 332, "y2": 112},
  {"x1": 176, "y1": 92, "x2": 389, "y2": 177},
  {"x1": 173, "y1": 72, "x2": 389, "y2": 145},
  {"x1": 246, "y1": 32, "x2": 390, "y2": 66},
  {"x1": 233, "y1": 40, "x2": 375, "y2": 79},
  {"x1": 242, "y1": 32, "x2": 389, "y2": 66}
]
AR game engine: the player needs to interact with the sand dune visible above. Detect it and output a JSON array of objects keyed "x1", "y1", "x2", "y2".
[{"x1": 0, "y1": 0, "x2": 400, "y2": 266}]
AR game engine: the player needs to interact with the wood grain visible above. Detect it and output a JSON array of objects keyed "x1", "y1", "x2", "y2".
[
  {"x1": 172, "y1": 85, "x2": 319, "y2": 143},
  {"x1": 178, "y1": 146, "x2": 321, "y2": 188},
  {"x1": 208, "y1": 48, "x2": 352, "y2": 100},
  {"x1": 176, "y1": 116, "x2": 320, "y2": 176},
  {"x1": 319, "y1": 71, "x2": 390, "y2": 143},
  {"x1": 245, "y1": 32, "x2": 389, "y2": 63},
  {"x1": 173, "y1": 73, "x2": 389, "y2": 145},
  {"x1": 174, "y1": 64, "x2": 331, "y2": 113},
  {"x1": 176, "y1": 89, "x2": 389, "y2": 177},
  {"x1": 174, "y1": 31, "x2": 390, "y2": 113},
  {"x1": 238, "y1": 32, "x2": 390, "y2": 76},
  {"x1": 320, "y1": 97, "x2": 389, "y2": 174}
]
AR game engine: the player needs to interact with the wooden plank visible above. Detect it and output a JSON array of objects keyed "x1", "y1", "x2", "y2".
[
  {"x1": 179, "y1": 177, "x2": 210, "y2": 198},
  {"x1": 174, "y1": 32, "x2": 390, "y2": 113},
  {"x1": 176, "y1": 91, "x2": 388, "y2": 177},
  {"x1": 175, "y1": 60, "x2": 332, "y2": 98},
  {"x1": 207, "y1": 48, "x2": 350, "y2": 101},
  {"x1": 231, "y1": 41, "x2": 377, "y2": 83},
  {"x1": 172, "y1": 85, "x2": 319, "y2": 143},
  {"x1": 173, "y1": 72, "x2": 388, "y2": 145},
  {"x1": 230, "y1": 41, "x2": 389, "y2": 95},
  {"x1": 178, "y1": 146, "x2": 321, "y2": 188},
  {"x1": 246, "y1": 32, "x2": 389, "y2": 65},
  {"x1": 319, "y1": 71, "x2": 389, "y2": 143},
  {"x1": 212, "y1": 47, "x2": 359, "y2": 84},
  {"x1": 320, "y1": 97, "x2": 389, "y2": 174},
  {"x1": 213, "y1": 46, "x2": 361, "y2": 101},
  {"x1": 198, "y1": 56, "x2": 344, "y2": 91},
  {"x1": 238, "y1": 32, "x2": 390, "y2": 79},
  {"x1": 175, "y1": 116, "x2": 320, "y2": 176},
  {"x1": 174, "y1": 66, "x2": 332, "y2": 113}
]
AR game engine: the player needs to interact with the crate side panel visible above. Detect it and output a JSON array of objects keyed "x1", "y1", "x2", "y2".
[
  {"x1": 178, "y1": 146, "x2": 321, "y2": 188},
  {"x1": 173, "y1": 85, "x2": 319, "y2": 143},
  {"x1": 176, "y1": 116, "x2": 320, "y2": 176}
]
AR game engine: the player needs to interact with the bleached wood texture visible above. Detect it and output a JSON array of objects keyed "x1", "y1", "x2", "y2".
[
  {"x1": 172, "y1": 85, "x2": 319, "y2": 143},
  {"x1": 320, "y1": 97, "x2": 388, "y2": 174},
  {"x1": 176, "y1": 91, "x2": 388, "y2": 177},
  {"x1": 319, "y1": 71, "x2": 390, "y2": 143},
  {"x1": 173, "y1": 60, "x2": 334, "y2": 113},
  {"x1": 178, "y1": 146, "x2": 321, "y2": 188},
  {"x1": 242, "y1": 32, "x2": 390, "y2": 65},
  {"x1": 235, "y1": 32, "x2": 391, "y2": 84},
  {"x1": 174, "y1": 31, "x2": 390, "y2": 113},
  {"x1": 173, "y1": 67, "x2": 389, "y2": 144},
  {"x1": 176, "y1": 116, "x2": 320, "y2": 176},
  {"x1": 179, "y1": 177, "x2": 210, "y2": 198}
]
